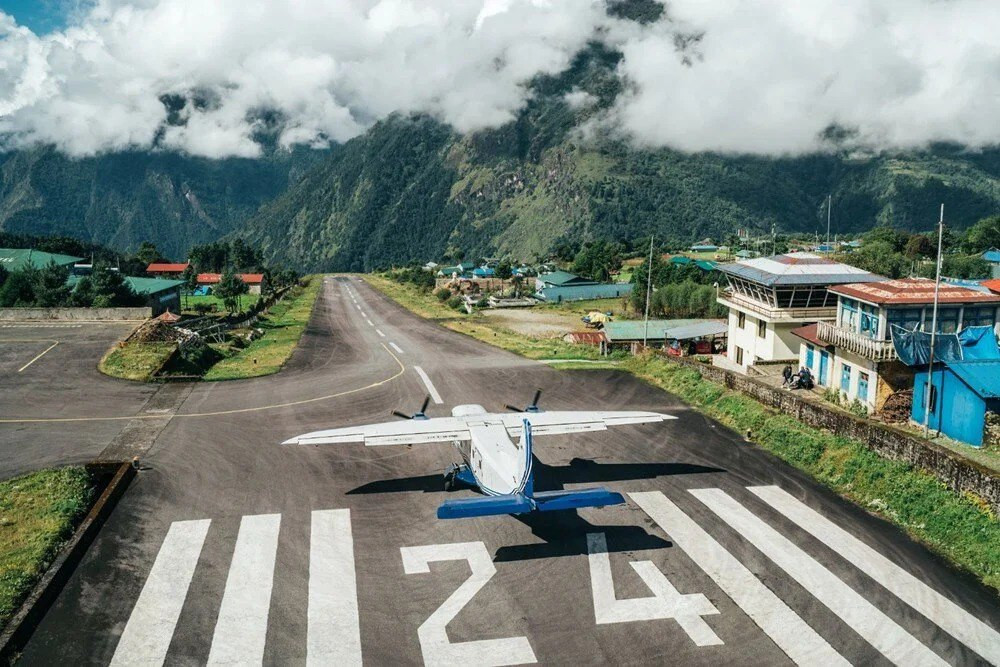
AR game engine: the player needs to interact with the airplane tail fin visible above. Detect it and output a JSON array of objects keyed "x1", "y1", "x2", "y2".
[{"x1": 436, "y1": 487, "x2": 624, "y2": 519}]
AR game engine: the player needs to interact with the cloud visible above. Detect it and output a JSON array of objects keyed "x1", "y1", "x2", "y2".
[{"x1": 0, "y1": 0, "x2": 997, "y2": 158}]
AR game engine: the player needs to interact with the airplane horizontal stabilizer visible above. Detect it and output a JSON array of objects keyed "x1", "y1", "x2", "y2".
[
  {"x1": 532, "y1": 488, "x2": 625, "y2": 512},
  {"x1": 436, "y1": 494, "x2": 534, "y2": 519}
]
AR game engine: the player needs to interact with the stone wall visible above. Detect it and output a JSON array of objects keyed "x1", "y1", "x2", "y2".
[
  {"x1": 0, "y1": 307, "x2": 152, "y2": 321},
  {"x1": 664, "y1": 353, "x2": 1000, "y2": 514}
]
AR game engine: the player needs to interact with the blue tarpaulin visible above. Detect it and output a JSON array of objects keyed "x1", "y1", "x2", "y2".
[{"x1": 891, "y1": 325, "x2": 999, "y2": 366}]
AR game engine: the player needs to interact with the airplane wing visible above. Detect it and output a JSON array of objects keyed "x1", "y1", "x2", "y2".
[
  {"x1": 283, "y1": 417, "x2": 471, "y2": 446},
  {"x1": 500, "y1": 410, "x2": 675, "y2": 437}
]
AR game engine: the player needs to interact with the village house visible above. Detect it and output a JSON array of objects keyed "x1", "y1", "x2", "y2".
[
  {"x1": 534, "y1": 270, "x2": 633, "y2": 302},
  {"x1": 146, "y1": 261, "x2": 190, "y2": 278},
  {"x1": 715, "y1": 252, "x2": 883, "y2": 372},
  {"x1": 795, "y1": 278, "x2": 1000, "y2": 414},
  {"x1": 196, "y1": 273, "x2": 266, "y2": 294}
]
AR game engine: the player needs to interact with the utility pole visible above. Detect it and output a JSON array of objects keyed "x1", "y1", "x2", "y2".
[
  {"x1": 826, "y1": 194, "x2": 832, "y2": 248},
  {"x1": 923, "y1": 204, "x2": 945, "y2": 438},
  {"x1": 643, "y1": 235, "x2": 654, "y2": 349}
]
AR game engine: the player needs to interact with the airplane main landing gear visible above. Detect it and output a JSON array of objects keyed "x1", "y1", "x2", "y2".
[{"x1": 443, "y1": 463, "x2": 473, "y2": 491}]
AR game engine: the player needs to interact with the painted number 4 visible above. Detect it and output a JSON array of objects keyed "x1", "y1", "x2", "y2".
[{"x1": 587, "y1": 532, "x2": 722, "y2": 646}]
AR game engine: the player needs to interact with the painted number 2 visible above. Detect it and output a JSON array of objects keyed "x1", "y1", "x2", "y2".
[{"x1": 400, "y1": 541, "x2": 537, "y2": 666}]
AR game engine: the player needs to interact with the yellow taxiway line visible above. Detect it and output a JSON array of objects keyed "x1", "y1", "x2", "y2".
[
  {"x1": 0, "y1": 342, "x2": 406, "y2": 424},
  {"x1": 18, "y1": 342, "x2": 59, "y2": 373}
]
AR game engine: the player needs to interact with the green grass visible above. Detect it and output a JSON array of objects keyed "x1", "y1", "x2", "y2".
[
  {"x1": 99, "y1": 342, "x2": 176, "y2": 381},
  {"x1": 182, "y1": 293, "x2": 260, "y2": 316},
  {"x1": 362, "y1": 274, "x2": 460, "y2": 320},
  {"x1": 202, "y1": 277, "x2": 321, "y2": 381},
  {"x1": 365, "y1": 271, "x2": 1000, "y2": 592},
  {"x1": 0, "y1": 467, "x2": 94, "y2": 631},
  {"x1": 622, "y1": 355, "x2": 1000, "y2": 591}
]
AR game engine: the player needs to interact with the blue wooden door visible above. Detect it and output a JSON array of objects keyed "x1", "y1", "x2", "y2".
[{"x1": 819, "y1": 351, "x2": 829, "y2": 386}]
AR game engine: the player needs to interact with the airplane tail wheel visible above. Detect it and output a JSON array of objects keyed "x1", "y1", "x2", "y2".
[{"x1": 443, "y1": 469, "x2": 456, "y2": 491}]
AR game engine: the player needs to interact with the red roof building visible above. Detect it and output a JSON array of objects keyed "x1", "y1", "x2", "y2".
[
  {"x1": 146, "y1": 262, "x2": 190, "y2": 276},
  {"x1": 829, "y1": 278, "x2": 1000, "y2": 306},
  {"x1": 197, "y1": 272, "x2": 266, "y2": 293}
]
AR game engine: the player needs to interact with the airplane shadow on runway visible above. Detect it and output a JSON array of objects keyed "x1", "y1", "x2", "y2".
[{"x1": 347, "y1": 458, "x2": 723, "y2": 562}]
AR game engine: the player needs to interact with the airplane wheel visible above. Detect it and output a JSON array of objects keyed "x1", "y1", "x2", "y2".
[{"x1": 444, "y1": 470, "x2": 456, "y2": 491}]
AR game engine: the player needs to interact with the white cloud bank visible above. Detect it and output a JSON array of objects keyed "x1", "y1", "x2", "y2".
[{"x1": 0, "y1": 0, "x2": 997, "y2": 158}]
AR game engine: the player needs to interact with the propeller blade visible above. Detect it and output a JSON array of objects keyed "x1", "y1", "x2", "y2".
[
  {"x1": 504, "y1": 404, "x2": 523, "y2": 412},
  {"x1": 420, "y1": 395, "x2": 431, "y2": 415},
  {"x1": 391, "y1": 410, "x2": 412, "y2": 420},
  {"x1": 531, "y1": 389, "x2": 542, "y2": 408}
]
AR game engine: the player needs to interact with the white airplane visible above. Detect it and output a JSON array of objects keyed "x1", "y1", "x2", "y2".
[{"x1": 283, "y1": 391, "x2": 675, "y2": 519}]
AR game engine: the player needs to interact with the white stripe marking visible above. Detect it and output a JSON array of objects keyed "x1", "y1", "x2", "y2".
[
  {"x1": 414, "y1": 366, "x2": 443, "y2": 404},
  {"x1": 691, "y1": 488, "x2": 947, "y2": 666},
  {"x1": 389, "y1": 342, "x2": 404, "y2": 354},
  {"x1": 308, "y1": 509, "x2": 362, "y2": 666},
  {"x1": 207, "y1": 514, "x2": 281, "y2": 665},
  {"x1": 111, "y1": 519, "x2": 211, "y2": 666},
  {"x1": 356, "y1": 304, "x2": 361, "y2": 311},
  {"x1": 365, "y1": 318, "x2": 374, "y2": 327},
  {"x1": 750, "y1": 485, "x2": 1000, "y2": 664},
  {"x1": 18, "y1": 341, "x2": 58, "y2": 372},
  {"x1": 375, "y1": 328, "x2": 386, "y2": 337},
  {"x1": 629, "y1": 492, "x2": 845, "y2": 666}
]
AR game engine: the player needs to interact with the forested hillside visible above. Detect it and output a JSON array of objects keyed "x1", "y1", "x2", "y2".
[
  {"x1": 0, "y1": 146, "x2": 326, "y2": 259},
  {"x1": 236, "y1": 41, "x2": 1000, "y2": 271}
]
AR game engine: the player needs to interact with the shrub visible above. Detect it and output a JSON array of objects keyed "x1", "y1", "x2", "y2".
[
  {"x1": 447, "y1": 295, "x2": 464, "y2": 310},
  {"x1": 435, "y1": 288, "x2": 452, "y2": 301}
]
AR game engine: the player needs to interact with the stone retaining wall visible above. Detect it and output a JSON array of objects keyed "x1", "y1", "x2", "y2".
[
  {"x1": 0, "y1": 307, "x2": 152, "y2": 321},
  {"x1": 664, "y1": 353, "x2": 1000, "y2": 514}
]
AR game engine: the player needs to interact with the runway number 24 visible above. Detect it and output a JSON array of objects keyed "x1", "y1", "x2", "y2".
[{"x1": 400, "y1": 535, "x2": 721, "y2": 666}]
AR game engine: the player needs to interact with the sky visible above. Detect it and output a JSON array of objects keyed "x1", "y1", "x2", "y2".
[{"x1": 0, "y1": 0, "x2": 998, "y2": 159}]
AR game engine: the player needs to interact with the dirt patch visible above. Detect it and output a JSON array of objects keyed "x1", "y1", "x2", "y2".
[{"x1": 479, "y1": 308, "x2": 582, "y2": 338}]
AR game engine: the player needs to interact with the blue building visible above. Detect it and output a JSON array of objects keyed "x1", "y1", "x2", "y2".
[
  {"x1": 913, "y1": 360, "x2": 1000, "y2": 447},
  {"x1": 982, "y1": 248, "x2": 1000, "y2": 278},
  {"x1": 535, "y1": 271, "x2": 632, "y2": 302}
]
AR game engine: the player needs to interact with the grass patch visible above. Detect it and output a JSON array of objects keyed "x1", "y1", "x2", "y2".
[
  {"x1": 622, "y1": 354, "x2": 1000, "y2": 591},
  {"x1": 365, "y1": 271, "x2": 1000, "y2": 592},
  {"x1": 363, "y1": 274, "x2": 460, "y2": 320},
  {"x1": 181, "y1": 293, "x2": 261, "y2": 316},
  {"x1": 0, "y1": 467, "x2": 94, "y2": 631},
  {"x1": 202, "y1": 277, "x2": 321, "y2": 381},
  {"x1": 99, "y1": 342, "x2": 176, "y2": 381}
]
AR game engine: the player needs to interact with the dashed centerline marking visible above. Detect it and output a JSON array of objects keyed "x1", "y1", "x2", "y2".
[
  {"x1": 365, "y1": 318, "x2": 374, "y2": 327},
  {"x1": 18, "y1": 341, "x2": 59, "y2": 372},
  {"x1": 413, "y1": 366, "x2": 443, "y2": 404},
  {"x1": 389, "y1": 342, "x2": 404, "y2": 354},
  {"x1": 375, "y1": 328, "x2": 386, "y2": 337}
]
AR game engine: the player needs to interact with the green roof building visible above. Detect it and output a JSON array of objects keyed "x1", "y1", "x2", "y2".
[{"x1": 0, "y1": 248, "x2": 84, "y2": 271}]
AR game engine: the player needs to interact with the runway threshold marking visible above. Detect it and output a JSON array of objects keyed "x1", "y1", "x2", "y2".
[
  {"x1": 0, "y1": 342, "x2": 407, "y2": 423},
  {"x1": 414, "y1": 366, "x2": 443, "y2": 404},
  {"x1": 110, "y1": 519, "x2": 211, "y2": 666},
  {"x1": 750, "y1": 485, "x2": 1000, "y2": 664},
  {"x1": 629, "y1": 492, "x2": 846, "y2": 666},
  {"x1": 207, "y1": 514, "x2": 281, "y2": 665},
  {"x1": 690, "y1": 488, "x2": 947, "y2": 666},
  {"x1": 308, "y1": 509, "x2": 362, "y2": 666},
  {"x1": 17, "y1": 341, "x2": 59, "y2": 372}
]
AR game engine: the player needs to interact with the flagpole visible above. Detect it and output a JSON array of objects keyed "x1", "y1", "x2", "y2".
[
  {"x1": 643, "y1": 235, "x2": 654, "y2": 349},
  {"x1": 923, "y1": 204, "x2": 945, "y2": 437}
]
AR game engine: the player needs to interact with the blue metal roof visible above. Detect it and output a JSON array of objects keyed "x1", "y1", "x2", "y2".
[
  {"x1": 982, "y1": 249, "x2": 1000, "y2": 263},
  {"x1": 943, "y1": 360, "x2": 1000, "y2": 399}
]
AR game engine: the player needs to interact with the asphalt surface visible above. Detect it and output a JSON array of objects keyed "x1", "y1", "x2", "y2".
[{"x1": 6, "y1": 278, "x2": 1000, "y2": 665}]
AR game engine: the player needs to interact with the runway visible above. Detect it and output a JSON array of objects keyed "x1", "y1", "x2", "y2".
[{"x1": 7, "y1": 277, "x2": 1000, "y2": 665}]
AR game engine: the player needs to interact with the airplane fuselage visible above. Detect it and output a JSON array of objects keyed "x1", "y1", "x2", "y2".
[{"x1": 451, "y1": 404, "x2": 531, "y2": 496}]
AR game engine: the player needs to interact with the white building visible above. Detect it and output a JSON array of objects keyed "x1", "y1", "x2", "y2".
[
  {"x1": 794, "y1": 278, "x2": 1000, "y2": 413},
  {"x1": 715, "y1": 252, "x2": 883, "y2": 372}
]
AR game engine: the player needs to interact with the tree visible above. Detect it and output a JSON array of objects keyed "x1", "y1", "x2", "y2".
[
  {"x1": 216, "y1": 270, "x2": 248, "y2": 313},
  {"x1": 904, "y1": 234, "x2": 935, "y2": 259},
  {"x1": 89, "y1": 265, "x2": 141, "y2": 307},
  {"x1": 135, "y1": 241, "x2": 161, "y2": 266},
  {"x1": 865, "y1": 227, "x2": 908, "y2": 252},
  {"x1": 572, "y1": 240, "x2": 623, "y2": 282},
  {"x1": 0, "y1": 267, "x2": 39, "y2": 306},
  {"x1": 181, "y1": 265, "x2": 198, "y2": 309},
  {"x1": 34, "y1": 261, "x2": 71, "y2": 307},
  {"x1": 842, "y1": 241, "x2": 909, "y2": 278},
  {"x1": 962, "y1": 215, "x2": 1000, "y2": 254},
  {"x1": 495, "y1": 260, "x2": 513, "y2": 293}
]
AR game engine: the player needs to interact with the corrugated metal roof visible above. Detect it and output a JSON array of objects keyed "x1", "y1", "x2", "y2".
[
  {"x1": 125, "y1": 277, "x2": 185, "y2": 295},
  {"x1": 718, "y1": 252, "x2": 883, "y2": 287},
  {"x1": 0, "y1": 248, "x2": 84, "y2": 271},
  {"x1": 944, "y1": 360, "x2": 1000, "y2": 398},
  {"x1": 538, "y1": 271, "x2": 597, "y2": 286},
  {"x1": 982, "y1": 249, "x2": 1000, "y2": 263},
  {"x1": 603, "y1": 318, "x2": 703, "y2": 341},
  {"x1": 564, "y1": 331, "x2": 607, "y2": 345},
  {"x1": 662, "y1": 321, "x2": 727, "y2": 340},
  {"x1": 790, "y1": 323, "x2": 826, "y2": 347},
  {"x1": 146, "y1": 262, "x2": 189, "y2": 272},
  {"x1": 831, "y1": 278, "x2": 1000, "y2": 305}
]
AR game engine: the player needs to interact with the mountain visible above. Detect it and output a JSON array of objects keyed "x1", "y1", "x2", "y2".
[
  {"x1": 236, "y1": 43, "x2": 1000, "y2": 271},
  {"x1": 0, "y1": 146, "x2": 326, "y2": 260}
]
